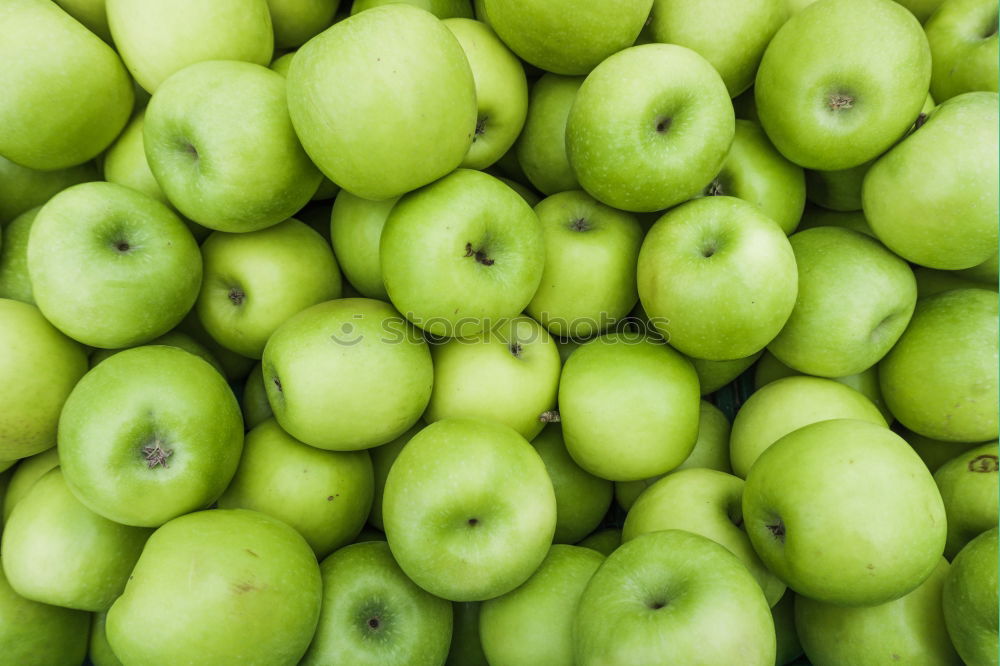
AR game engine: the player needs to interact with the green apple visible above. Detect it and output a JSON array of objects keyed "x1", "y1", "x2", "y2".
[
  {"x1": 638, "y1": 196, "x2": 797, "y2": 360},
  {"x1": 107, "y1": 0, "x2": 274, "y2": 93},
  {"x1": 383, "y1": 418, "x2": 556, "y2": 601},
  {"x1": 89, "y1": 612, "x2": 123, "y2": 666},
  {"x1": 219, "y1": 418, "x2": 373, "y2": 557},
  {"x1": 480, "y1": 545, "x2": 604, "y2": 666},
  {"x1": 53, "y1": 0, "x2": 112, "y2": 42},
  {"x1": 743, "y1": 419, "x2": 946, "y2": 606},
  {"x1": 623, "y1": 469, "x2": 786, "y2": 606},
  {"x1": 352, "y1": 0, "x2": 473, "y2": 17},
  {"x1": 479, "y1": 0, "x2": 652, "y2": 75},
  {"x1": 330, "y1": 191, "x2": 396, "y2": 300},
  {"x1": 515, "y1": 74, "x2": 583, "y2": 195},
  {"x1": 805, "y1": 160, "x2": 871, "y2": 212},
  {"x1": 368, "y1": 423, "x2": 422, "y2": 531},
  {"x1": 447, "y1": 602, "x2": 488, "y2": 666},
  {"x1": 577, "y1": 528, "x2": 621, "y2": 557},
  {"x1": 262, "y1": 298, "x2": 433, "y2": 450},
  {"x1": 646, "y1": 0, "x2": 786, "y2": 96},
  {"x1": 531, "y1": 424, "x2": 613, "y2": 544},
  {"x1": 574, "y1": 530, "x2": 776, "y2": 665},
  {"x1": 107, "y1": 509, "x2": 322, "y2": 665},
  {"x1": 0, "y1": 560, "x2": 88, "y2": 665},
  {"x1": 267, "y1": 0, "x2": 339, "y2": 48},
  {"x1": 145, "y1": 61, "x2": 323, "y2": 233},
  {"x1": 0, "y1": 300, "x2": 88, "y2": 460},
  {"x1": 566, "y1": 44, "x2": 735, "y2": 212},
  {"x1": 242, "y1": 364, "x2": 274, "y2": 430},
  {"x1": 0, "y1": 0, "x2": 133, "y2": 169},
  {"x1": 526, "y1": 191, "x2": 642, "y2": 339},
  {"x1": 0, "y1": 156, "x2": 98, "y2": 225},
  {"x1": 880, "y1": 288, "x2": 998, "y2": 441},
  {"x1": 863, "y1": 92, "x2": 998, "y2": 269},
  {"x1": 1, "y1": 468, "x2": 151, "y2": 611},
  {"x1": 270, "y1": 51, "x2": 296, "y2": 76},
  {"x1": 444, "y1": 19, "x2": 528, "y2": 170},
  {"x1": 380, "y1": 169, "x2": 544, "y2": 338},
  {"x1": 915, "y1": 265, "x2": 999, "y2": 298},
  {"x1": 702, "y1": 120, "x2": 805, "y2": 234},
  {"x1": 897, "y1": 0, "x2": 946, "y2": 21},
  {"x1": 755, "y1": 0, "x2": 930, "y2": 169},
  {"x1": 303, "y1": 540, "x2": 452, "y2": 665},
  {"x1": 934, "y1": 442, "x2": 999, "y2": 558},
  {"x1": 59, "y1": 345, "x2": 244, "y2": 527},
  {"x1": 772, "y1": 592, "x2": 804, "y2": 666},
  {"x1": 955, "y1": 249, "x2": 999, "y2": 284},
  {"x1": 2, "y1": 447, "x2": 58, "y2": 523},
  {"x1": 688, "y1": 352, "x2": 763, "y2": 395},
  {"x1": 426, "y1": 316, "x2": 560, "y2": 440},
  {"x1": 28, "y1": 182, "x2": 202, "y2": 349},
  {"x1": 901, "y1": 427, "x2": 984, "y2": 472},
  {"x1": 102, "y1": 110, "x2": 170, "y2": 204},
  {"x1": 926, "y1": 0, "x2": 998, "y2": 101},
  {"x1": 288, "y1": 4, "x2": 476, "y2": 200},
  {"x1": 560, "y1": 333, "x2": 700, "y2": 481},
  {"x1": 795, "y1": 557, "x2": 959, "y2": 665},
  {"x1": 796, "y1": 206, "x2": 875, "y2": 236},
  {"x1": 0, "y1": 207, "x2": 38, "y2": 304},
  {"x1": 196, "y1": 219, "x2": 341, "y2": 358},
  {"x1": 767, "y1": 227, "x2": 917, "y2": 377},
  {"x1": 942, "y1": 527, "x2": 998, "y2": 666}
]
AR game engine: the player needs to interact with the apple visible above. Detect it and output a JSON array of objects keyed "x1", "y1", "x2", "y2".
[
  {"x1": 0, "y1": 299, "x2": 88, "y2": 461},
  {"x1": 262, "y1": 298, "x2": 433, "y2": 450},
  {"x1": 804, "y1": 160, "x2": 871, "y2": 212},
  {"x1": 107, "y1": 509, "x2": 322, "y2": 665},
  {"x1": 2, "y1": 447, "x2": 58, "y2": 523},
  {"x1": 88, "y1": 330, "x2": 225, "y2": 377},
  {"x1": 900, "y1": 426, "x2": 984, "y2": 472},
  {"x1": 444, "y1": 19, "x2": 528, "y2": 170},
  {"x1": 771, "y1": 592, "x2": 804, "y2": 666},
  {"x1": 767, "y1": 226, "x2": 917, "y2": 377},
  {"x1": 880, "y1": 288, "x2": 998, "y2": 442},
  {"x1": 796, "y1": 206, "x2": 875, "y2": 236},
  {"x1": 28, "y1": 182, "x2": 202, "y2": 349},
  {"x1": 897, "y1": 0, "x2": 946, "y2": 21},
  {"x1": 368, "y1": 423, "x2": 423, "y2": 531},
  {"x1": 566, "y1": 44, "x2": 735, "y2": 212},
  {"x1": 863, "y1": 92, "x2": 998, "y2": 270},
  {"x1": 382, "y1": 418, "x2": 556, "y2": 601},
  {"x1": 638, "y1": 196, "x2": 797, "y2": 360},
  {"x1": 956, "y1": 249, "x2": 1000, "y2": 285},
  {"x1": 1, "y1": 468, "x2": 151, "y2": 611},
  {"x1": 526, "y1": 191, "x2": 642, "y2": 339},
  {"x1": 743, "y1": 419, "x2": 946, "y2": 606},
  {"x1": 577, "y1": 528, "x2": 621, "y2": 557},
  {"x1": 560, "y1": 332, "x2": 700, "y2": 481},
  {"x1": 0, "y1": 156, "x2": 98, "y2": 225},
  {"x1": 352, "y1": 0, "x2": 473, "y2": 17},
  {"x1": 479, "y1": 0, "x2": 652, "y2": 75},
  {"x1": 702, "y1": 120, "x2": 805, "y2": 234},
  {"x1": 380, "y1": 169, "x2": 544, "y2": 338},
  {"x1": 755, "y1": 0, "x2": 930, "y2": 170},
  {"x1": 177, "y1": 309, "x2": 257, "y2": 382},
  {"x1": 88, "y1": 613, "x2": 121, "y2": 666},
  {"x1": 942, "y1": 527, "x2": 998, "y2": 665},
  {"x1": 242, "y1": 364, "x2": 274, "y2": 430},
  {"x1": 480, "y1": 545, "x2": 604, "y2": 666},
  {"x1": 287, "y1": 4, "x2": 477, "y2": 200},
  {"x1": 688, "y1": 352, "x2": 763, "y2": 395},
  {"x1": 58, "y1": 345, "x2": 244, "y2": 527},
  {"x1": 0, "y1": 207, "x2": 38, "y2": 304},
  {"x1": 795, "y1": 558, "x2": 959, "y2": 665},
  {"x1": 145, "y1": 61, "x2": 323, "y2": 233},
  {"x1": 53, "y1": 0, "x2": 112, "y2": 42},
  {"x1": 329, "y1": 191, "x2": 397, "y2": 301},
  {"x1": 515, "y1": 74, "x2": 584, "y2": 195},
  {"x1": 0, "y1": 0, "x2": 133, "y2": 170},
  {"x1": 531, "y1": 424, "x2": 614, "y2": 544},
  {"x1": 447, "y1": 602, "x2": 488, "y2": 666},
  {"x1": 925, "y1": 0, "x2": 999, "y2": 101},
  {"x1": 302, "y1": 540, "x2": 453, "y2": 665},
  {"x1": 916, "y1": 266, "x2": 1000, "y2": 298},
  {"x1": 574, "y1": 530, "x2": 776, "y2": 665},
  {"x1": 934, "y1": 442, "x2": 999, "y2": 558},
  {"x1": 645, "y1": 0, "x2": 786, "y2": 96},
  {"x1": 267, "y1": 0, "x2": 339, "y2": 48},
  {"x1": 102, "y1": 110, "x2": 172, "y2": 207},
  {"x1": 270, "y1": 51, "x2": 296, "y2": 76},
  {"x1": 106, "y1": 0, "x2": 274, "y2": 93}
]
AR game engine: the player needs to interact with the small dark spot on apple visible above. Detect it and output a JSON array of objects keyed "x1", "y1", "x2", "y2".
[
  {"x1": 467, "y1": 518, "x2": 479, "y2": 527},
  {"x1": 654, "y1": 116, "x2": 672, "y2": 134},
  {"x1": 968, "y1": 454, "x2": 998, "y2": 472},
  {"x1": 113, "y1": 240, "x2": 132, "y2": 253},
  {"x1": 273, "y1": 376, "x2": 282, "y2": 392},
  {"x1": 245, "y1": 549, "x2": 259, "y2": 558},
  {"x1": 233, "y1": 581, "x2": 256, "y2": 594},
  {"x1": 914, "y1": 112, "x2": 928, "y2": 130},
  {"x1": 867, "y1": 563, "x2": 875, "y2": 570},
  {"x1": 368, "y1": 617, "x2": 380, "y2": 630},
  {"x1": 509, "y1": 342, "x2": 523, "y2": 358}
]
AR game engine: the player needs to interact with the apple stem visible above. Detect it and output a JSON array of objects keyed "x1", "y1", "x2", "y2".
[{"x1": 463, "y1": 243, "x2": 494, "y2": 266}]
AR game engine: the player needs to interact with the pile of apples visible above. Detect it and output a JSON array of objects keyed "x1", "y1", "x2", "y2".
[{"x1": 0, "y1": 0, "x2": 997, "y2": 664}]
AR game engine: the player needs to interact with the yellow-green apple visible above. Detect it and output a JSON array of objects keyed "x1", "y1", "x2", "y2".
[
  {"x1": 772, "y1": 593, "x2": 804, "y2": 666},
  {"x1": 755, "y1": 0, "x2": 930, "y2": 169},
  {"x1": 267, "y1": 0, "x2": 339, "y2": 48},
  {"x1": 897, "y1": 0, "x2": 946, "y2": 21},
  {"x1": 329, "y1": 191, "x2": 396, "y2": 300},
  {"x1": 382, "y1": 418, "x2": 556, "y2": 601},
  {"x1": 270, "y1": 51, "x2": 296, "y2": 76},
  {"x1": 241, "y1": 364, "x2": 274, "y2": 430},
  {"x1": 880, "y1": 288, "x2": 998, "y2": 441},
  {"x1": 287, "y1": 4, "x2": 476, "y2": 200},
  {"x1": 2, "y1": 447, "x2": 58, "y2": 523},
  {"x1": 196, "y1": 219, "x2": 341, "y2": 358},
  {"x1": 0, "y1": 207, "x2": 38, "y2": 303},
  {"x1": 262, "y1": 298, "x2": 433, "y2": 450},
  {"x1": 925, "y1": 0, "x2": 998, "y2": 101},
  {"x1": 302, "y1": 540, "x2": 452, "y2": 665},
  {"x1": 102, "y1": 111, "x2": 171, "y2": 208},
  {"x1": 58, "y1": 346, "x2": 243, "y2": 526},
  {"x1": 0, "y1": 156, "x2": 98, "y2": 225},
  {"x1": 88, "y1": 612, "x2": 121, "y2": 666},
  {"x1": 367, "y1": 423, "x2": 422, "y2": 531},
  {"x1": 863, "y1": 92, "x2": 998, "y2": 269},
  {"x1": 638, "y1": 196, "x2": 797, "y2": 360},
  {"x1": 480, "y1": 545, "x2": 604, "y2": 666},
  {"x1": 107, "y1": 509, "x2": 322, "y2": 665},
  {"x1": 1, "y1": 468, "x2": 151, "y2": 611},
  {"x1": 566, "y1": 44, "x2": 734, "y2": 212},
  {"x1": 0, "y1": 299, "x2": 87, "y2": 461},
  {"x1": 515, "y1": 74, "x2": 583, "y2": 195},
  {"x1": 934, "y1": 442, "x2": 999, "y2": 557},
  {"x1": 0, "y1": 0, "x2": 133, "y2": 169},
  {"x1": 379, "y1": 169, "x2": 544, "y2": 338},
  {"x1": 352, "y1": 0, "x2": 473, "y2": 16},
  {"x1": 574, "y1": 530, "x2": 776, "y2": 665},
  {"x1": 942, "y1": 527, "x2": 998, "y2": 665},
  {"x1": 743, "y1": 419, "x2": 946, "y2": 605},
  {"x1": 767, "y1": 227, "x2": 917, "y2": 377},
  {"x1": 805, "y1": 161, "x2": 871, "y2": 212},
  {"x1": 218, "y1": 418, "x2": 373, "y2": 558},
  {"x1": 577, "y1": 529, "x2": 621, "y2": 557},
  {"x1": 106, "y1": 0, "x2": 274, "y2": 93},
  {"x1": 53, "y1": 0, "x2": 112, "y2": 42},
  {"x1": 0, "y1": 561, "x2": 88, "y2": 665},
  {"x1": 688, "y1": 352, "x2": 763, "y2": 394}
]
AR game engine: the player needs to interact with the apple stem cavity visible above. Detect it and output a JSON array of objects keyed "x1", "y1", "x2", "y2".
[
  {"x1": 367, "y1": 617, "x2": 381, "y2": 630},
  {"x1": 464, "y1": 242, "x2": 494, "y2": 266},
  {"x1": 141, "y1": 439, "x2": 173, "y2": 469},
  {"x1": 647, "y1": 600, "x2": 667, "y2": 610},
  {"x1": 473, "y1": 116, "x2": 487, "y2": 143},
  {"x1": 654, "y1": 116, "x2": 672, "y2": 134},
  {"x1": 828, "y1": 93, "x2": 855, "y2": 111},
  {"x1": 467, "y1": 518, "x2": 479, "y2": 527},
  {"x1": 539, "y1": 410, "x2": 561, "y2": 423}
]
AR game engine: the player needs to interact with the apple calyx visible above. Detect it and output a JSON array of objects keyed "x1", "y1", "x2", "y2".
[
  {"x1": 473, "y1": 116, "x2": 488, "y2": 143},
  {"x1": 705, "y1": 179, "x2": 724, "y2": 196},
  {"x1": 228, "y1": 287, "x2": 245, "y2": 306},
  {"x1": 464, "y1": 242, "x2": 494, "y2": 266},
  {"x1": 828, "y1": 93, "x2": 855, "y2": 111},
  {"x1": 569, "y1": 217, "x2": 590, "y2": 232},
  {"x1": 538, "y1": 410, "x2": 561, "y2": 423},
  {"x1": 766, "y1": 519, "x2": 786, "y2": 543},
  {"x1": 509, "y1": 342, "x2": 523, "y2": 358},
  {"x1": 141, "y1": 439, "x2": 173, "y2": 469}
]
